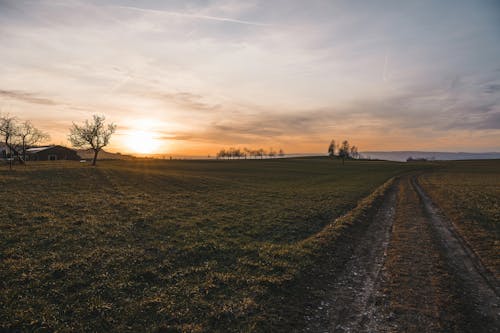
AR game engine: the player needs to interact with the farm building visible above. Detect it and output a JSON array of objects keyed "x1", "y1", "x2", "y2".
[{"x1": 26, "y1": 145, "x2": 80, "y2": 161}]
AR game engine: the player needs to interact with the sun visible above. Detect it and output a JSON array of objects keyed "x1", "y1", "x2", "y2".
[{"x1": 125, "y1": 130, "x2": 161, "y2": 154}]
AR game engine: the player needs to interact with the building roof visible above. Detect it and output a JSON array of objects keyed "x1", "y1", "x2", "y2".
[
  {"x1": 26, "y1": 145, "x2": 78, "y2": 154},
  {"x1": 26, "y1": 146, "x2": 54, "y2": 153}
]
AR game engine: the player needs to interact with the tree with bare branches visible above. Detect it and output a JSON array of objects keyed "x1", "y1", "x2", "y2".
[
  {"x1": 16, "y1": 121, "x2": 50, "y2": 161},
  {"x1": 68, "y1": 115, "x2": 116, "y2": 166},
  {"x1": 338, "y1": 140, "x2": 350, "y2": 164},
  {"x1": 328, "y1": 139, "x2": 336, "y2": 158},
  {"x1": 350, "y1": 145, "x2": 359, "y2": 159},
  {"x1": 0, "y1": 114, "x2": 20, "y2": 169}
]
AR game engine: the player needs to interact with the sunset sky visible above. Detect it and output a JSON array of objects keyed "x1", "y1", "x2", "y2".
[{"x1": 1, "y1": 0, "x2": 499, "y2": 155}]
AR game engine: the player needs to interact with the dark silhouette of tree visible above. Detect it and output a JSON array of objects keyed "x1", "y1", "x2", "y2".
[
  {"x1": 350, "y1": 145, "x2": 359, "y2": 159},
  {"x1": 258, "y1": 148, "x2": 265, "y2": 159},
  {"x1": 216, "y1": 147, "x2": 285, "y2": 160},
  {"x1": 16, "y1": 120, "x2": 50, "y2": 161},
  {"x1": 68, "y1": 114, "x2": 116, "y2": 166},
  {"x1": 328, "y1": 139, "x2": 361, "y2": 163},
  {"x1": 216, "y1": 149, "x2": 226, "y2": 159},
  {"x1": 243, "y1": 147, "x2": 250, "y2": 159},
  {"x1": 1, "y1": 115, "x2": 51, "y2": 169},
  {"x1": 0, "y1": 114, "x2": 19, "y2": 169},
  {"x1": 328, "y1": 139, "x2": 336, "y2": 158},
  {"x1": 234, "y1": 148, "x2": 243, "y2": 159},
  {"x1": 338, "y1": 140, "x2": 350, "y2": 164}
]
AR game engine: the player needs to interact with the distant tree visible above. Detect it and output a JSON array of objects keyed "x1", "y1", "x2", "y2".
[
  {"x1": 16, "y1": 121, "x2": 50, "y2": 161},
  {"x1": 328, "y1": 139, "x2": 336, "y2": 158},
  {"x1": 216, "y1": 147, "x2": 284, "y2": 160},
  {"x1": 258, "y1": 148, "x2": 265, "y2": 159},
  {"x1": 0, "y1": 114, "x2": 22, "y2": 169},
  {"x1": 243, "y1": 147, "x2": 250, "y2": 159},
  {"x1": 234, "y1": 148, "x2": 243, "y2": 159},
  {"x1": 68, "y1": 114, "x2": 116, "y2": 166},
  {"x1": 216, "y1": 149, "x2": 225, "y2": 159},
  {"x1": 251, "y1": 149, "x2": 259, "y2": 159},
  {"x1": 338, "y1": 140, "x2": 350, "y2": 164},
  {"x1": 350, "y1": 145, "x2": 359, "y2": 159}
]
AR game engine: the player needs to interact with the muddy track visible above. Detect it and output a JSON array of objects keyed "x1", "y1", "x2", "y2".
[
  {"x1": 412, "y1": 177, "x2": 500, "y2": 331},
  {"x1": 304, "y1": 180, "x2": 399, "y2": 332},
  {"x1": 305, "y1": 175, "x2": 500, "y2": 332}
]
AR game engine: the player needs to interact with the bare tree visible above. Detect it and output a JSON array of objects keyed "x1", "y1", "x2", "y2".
[
  {"x1": 68, "y1": 115, "x2": 116, "y2": 166},
  {"x1": 0, "y1": 114, "x2": 21, "y2": 169},
  {"x1": 338, "y1": 140, "x2": 350, "y2": 164},
  {"x1": 217, "y1": 147, "x2": 283, "y2": 160},
  {"x1": 328, "y1": 139, "x2": 336, "y2": 158},
  {"x1": 258, "y1": 148, "x2": 265, "y2": 159},
  {"x1": 16, "y1": 121, "x2": 50, "y2": 161},
  {"x1": 243, "y1": 147, "x2": 251, "y2": 159},
  {"x1": 350, "y1": 145, "x2": 359, "y2": 159},
  {"x1": 250, "y1": 149, "x2": 259, "y2": 159},
  {"x1": 216, "y1": 149, "x2": 226, "y2": 160}
]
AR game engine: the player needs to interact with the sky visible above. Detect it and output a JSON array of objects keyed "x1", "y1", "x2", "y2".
[{"x1": 1, "y1": 0, "x2": 499, "y2": 155}]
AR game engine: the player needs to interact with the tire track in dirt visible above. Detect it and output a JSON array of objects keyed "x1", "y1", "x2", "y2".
[
  {"x1": 304, "y1": 180, "x2": 399, "y2": 332},
  {"x1": 369, "y1": 176, "x2": 469, "y2": 332},
  {"x1": 412, "y1": 176, "x2": 500, "y2": 332},
  {"x1": 305, "y1": 175, "x2": 499, "y2": 332}
]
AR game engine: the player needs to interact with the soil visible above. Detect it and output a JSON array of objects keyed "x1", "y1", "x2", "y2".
[{"x1": 304, "y1": 175, "x2": 500, "y2": 333}]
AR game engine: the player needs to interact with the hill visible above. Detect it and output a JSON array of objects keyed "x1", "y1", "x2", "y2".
[
  {"x1": 361, "y1": 151, "x2": 500, "y2": 162},
  {"x1": 76, "y1": 149, "x2": 136, "y2": 160}
]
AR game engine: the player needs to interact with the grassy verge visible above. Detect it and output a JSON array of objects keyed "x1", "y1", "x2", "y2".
[
  {"x1": 1, "y1": 158, "x2": 412, "y2": 332},
  {"x1": 253, "y1": 177, "x2": 397, "y2": 331},
  {"x1": 418, "y1": 160, "x2": 500, "y2": 279}
]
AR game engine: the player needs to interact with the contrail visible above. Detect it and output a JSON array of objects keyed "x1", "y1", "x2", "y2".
[{"x1": 112, "y1": 5, "x2": 271, "y2": 27}]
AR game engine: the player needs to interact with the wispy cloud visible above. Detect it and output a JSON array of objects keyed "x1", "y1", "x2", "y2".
[
  {"x1": 1, "y1": 0, "x2": 499, "y2": 153},
  {"x1": 111, "y1": 5, "x2": 271, "y2": 27},
  {"x1": 0, "y1": 90, "x2": 59, "y2": 105},
  {"x1": 152, "y1": 91, "x2": 222, "y2": 112}
]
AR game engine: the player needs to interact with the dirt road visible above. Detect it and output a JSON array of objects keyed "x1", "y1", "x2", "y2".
[{"x1": 305, "y1": 176, "x2": 499, "y2": 332}]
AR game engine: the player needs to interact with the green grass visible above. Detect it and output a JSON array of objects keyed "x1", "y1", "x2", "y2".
[
  {"x1": 418, "y1": 160, "x2": 500, "y2": 279},
  {"x1": 0, "y1": 158, "x2": 421, "y2": 332}
]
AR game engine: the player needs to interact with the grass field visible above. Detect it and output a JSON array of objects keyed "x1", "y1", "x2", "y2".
[
  {"x1": 0, "y1": 158, "x2": 421, "y2": 332},
  {"x1": 419, "y1": 160, "x2": 500, "y2": 279}
]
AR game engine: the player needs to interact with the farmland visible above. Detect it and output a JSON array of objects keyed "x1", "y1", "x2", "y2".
[
  {"x1": 1, "y1": 158, "x2": 498, "y2": 332},
  {"x1": 0, "y1": 158, "x2": 416, "y2": 332},
  {"x1": 419, "y1": 160, "x2": 500, "y2": 279}
]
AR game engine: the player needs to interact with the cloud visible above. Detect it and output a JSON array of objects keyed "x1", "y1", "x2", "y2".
[
  {"x1": 154, "y1": 92, "x2": 221, "y2": 112},
  {"x1": 1, "y1": 1, "x2": 499, "y2": 152},
  {"x1": 141, "y1": 75, "x2": 500, "y2": 147},
  {"x1": 110, "y1": 5, "x2": 271, "y2": 27},
  {"x1": 0, "y1": 90, "x2": 59, "y2": 105},
  {"x1": 484, "y1": 84, "x2": 500, "y2": 94},
  {"x1": 155, "y1": 107, "x2": 340, "y2": 145}
]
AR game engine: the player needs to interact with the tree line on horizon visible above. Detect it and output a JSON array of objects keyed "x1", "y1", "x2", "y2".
[
  {"x1": 3, "y1": 113, "x2": 361, "y2": 168},
  {"x1": 216, "y1": 147, "x2": 285, "y2": 159},
  {"x1": 328, "y1": 139, "x2": 360, "y2": 163}
]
